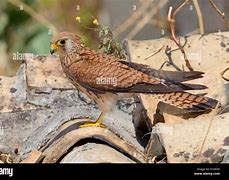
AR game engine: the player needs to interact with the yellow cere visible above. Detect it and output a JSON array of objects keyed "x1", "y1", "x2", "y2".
[
  {"x1": 50, "y1": 43, "x2": 58, "y2": 50},
  {"x1": 93, "y1": 19, "x2": 99, "y2": 26},
  {"x1": 75, "y1": 16, "x2": 81, "y2": 23}
]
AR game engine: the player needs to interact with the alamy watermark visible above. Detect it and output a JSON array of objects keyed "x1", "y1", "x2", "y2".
[
  {"x1": 19, "y1": 5, "x2": 23, "y2": 11},
  {"x1": 151, "y1": 125, "x2": 173, "y2": 135},
  {"x1": 0, "y1": 123, "x2": 7, "y2": 136},
  {"x1": 0, "y1": 168, "x2": 13, "y2": 177},
  {"x1": 12, "y1": 51, "x2": 34, "y2": 61},
  {"x1": 96, "y1": 76, "x2": 117, "y2": 87},
  {"x1": 180, "y1": 52, "x2": 202, "y2": 62}
]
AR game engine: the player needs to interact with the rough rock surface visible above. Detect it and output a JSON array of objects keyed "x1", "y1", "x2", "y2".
[
  {"x1": 0, "y1": 57, "x2": 143, "y2": 161},
  {"x1": 61, "y1": 143, "x2": 135, "y2": 163},
  {"x1": 152, "y1": 113, "x2": 229, "y2": 163},
  {"x1": 222, "y1": 150, "x2": 229, "y2": 163},
  {"x1": 125, "y1": 31, "x2": 229, "y2": 163}
]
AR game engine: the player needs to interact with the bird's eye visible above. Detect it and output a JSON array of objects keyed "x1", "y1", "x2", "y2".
[{"x1": 58, "y1": 39, "x2": 65, "y2": 46}]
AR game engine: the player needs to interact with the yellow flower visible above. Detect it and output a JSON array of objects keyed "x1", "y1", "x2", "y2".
[
  {"x1": 75, "y1": 16, "x2": 81, "y2": 23},
  {"x1": 93, "y1": 19, "x2": 99, "y2": 26}
]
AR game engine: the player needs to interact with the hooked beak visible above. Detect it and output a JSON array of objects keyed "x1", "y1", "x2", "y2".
[{"x1": 50, "y1": 43, "x2": 57, "y2": 55}]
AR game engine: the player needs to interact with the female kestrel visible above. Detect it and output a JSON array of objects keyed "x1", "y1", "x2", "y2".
[{"x1": 50, "y1": 32, "x2": 218, "y2": 128}]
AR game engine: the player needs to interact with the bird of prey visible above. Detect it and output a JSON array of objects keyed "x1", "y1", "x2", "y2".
[{"x1": 50, "y1": 32, "x2": 218, "y2": 128}]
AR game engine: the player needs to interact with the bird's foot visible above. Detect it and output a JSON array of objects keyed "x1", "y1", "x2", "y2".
[{"x1": 79, "y1": 121, "x2": 106, "y2": 128}]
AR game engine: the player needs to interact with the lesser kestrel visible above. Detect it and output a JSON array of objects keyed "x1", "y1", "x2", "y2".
[{"x1": 50, "y1": 32, "x2": 218, "y2": 128}]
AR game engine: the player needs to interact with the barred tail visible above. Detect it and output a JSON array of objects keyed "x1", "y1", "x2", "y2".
[{"x1": 153, "y1": 92, "x2": 218, "y2": 112}]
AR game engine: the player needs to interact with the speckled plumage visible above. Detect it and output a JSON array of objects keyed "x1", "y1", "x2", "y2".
[{"x1": 50, "y1": 32, "x2": 218, "y2": 119}]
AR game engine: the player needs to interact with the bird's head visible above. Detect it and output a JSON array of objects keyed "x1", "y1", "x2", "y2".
[{"x1": 50, "y1": 32, "x2": 83, "y2": 56}]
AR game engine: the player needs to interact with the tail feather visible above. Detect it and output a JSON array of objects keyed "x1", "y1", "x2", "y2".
[
  {"x1": 152, "y1": 92, "x2": 218, "y2": 112},
  {"x1": 176, "y1": 83, "x2": 207, "y2": 90}
]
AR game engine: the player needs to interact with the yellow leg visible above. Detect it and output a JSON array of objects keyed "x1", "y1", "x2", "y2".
[{"x1": 79, "y1": 112, "x2": 106, "y2": 128}]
